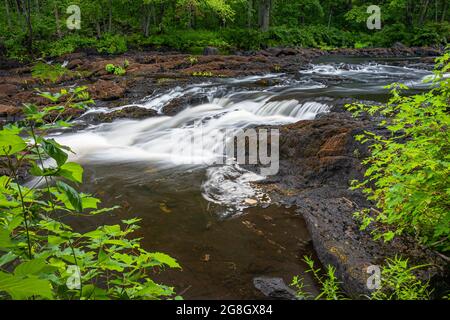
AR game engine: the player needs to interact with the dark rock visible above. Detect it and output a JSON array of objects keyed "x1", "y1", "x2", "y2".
[
  {"x1": 66, "y1": 59, "x2": 84, "y2": 70},
  {"x1": 393, "y1": 42, "x2": 407, "y2": 49},
  {"x1": 259, "y1": 111, "x2": 449, "y2": 298},
  {"x1": 0, "y1": 104, "x2": 22, "y2": 123},
  {"x1": 0, "y1": 84, "x2": 19, "y2": 98},
  {"x1": 89, "y1": 79, "x2": 126, "y2": 101},
  {"x1": 203, "y1": 47, "x2": 220, "y2": 56},
  {"x1": 253, "y1": 277, "x2": 298, "y2": 300},
  {"x1": 162, "y1": 94, "x2": 209, "y2": 116},
  {"x1": 86, "y1": 106, "x2": 158, "y2": 123}
]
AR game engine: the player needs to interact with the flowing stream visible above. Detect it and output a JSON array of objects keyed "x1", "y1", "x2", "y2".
[{"x1": 52, "y1": 57, "x2": 435, "y2": 299}]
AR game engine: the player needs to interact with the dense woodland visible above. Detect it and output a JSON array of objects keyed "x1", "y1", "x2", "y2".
[{"x1": 1, "y1": 0, "x2": 449, "y2": 59}]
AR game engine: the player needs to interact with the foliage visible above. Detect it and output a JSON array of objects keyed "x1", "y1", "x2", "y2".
[
  {"x1": 187, "y1": 56, "x2": 199, "y2": 65},
  {"x1": 192, "y1": 71, "x2": 214, "y2": 77},
  {"x1": 31, "y1": 62, "x2": 72, "y2": 83},
  {"x1": 0, "y1": 87, "x2": 181, "y2": 300},
  {"x1": 1, "y1": 1, "x2": 449, "y2": 59},
  {"x1": 347, "y1": 52, "x2": 450, "y2": 252},
  {"x1": 105, "y1": 62, "x2": 128, "y2": 76},
  {"x1": 291, "y1": 256, "x2": 346, "y2": 300},
  {"x1": 96, "y1": 34, "x2": 128, "y2": 55},
  {"x1": 370, "y1": 256, "x2": 432, "y2": 300},
  {"x1": 292, "y1": 256, "x2": 435, "y2": 300}
]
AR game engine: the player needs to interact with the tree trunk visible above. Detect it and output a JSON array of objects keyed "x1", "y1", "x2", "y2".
[
  {"x1": 54, "y1": 4, "x2": 62, "y2": 39},
  {"x1": 419, "y1": 0, "x2": 431, "y2": 26},
  {"x1": 405, "y1": 0, "x2": 414, "y2": 27},
  {"x1": 14, "y1": 0, "x2": 20, "y2": 14},
  {"x1": 143, "y1": 5, "x2": 151, "y2": 37},
  {"x1": 442, "y1": 0, "x2": 448, "y2": 22},
  {"x1": 435, "y1": 0, "x2": 438, "y2": 22},
  {"x1": 5, "y1": 0, "x2": 12, "y2": 28},
  {"x1": 96, "y1": 21, "x2": 102, "y2": 38},
  {"x1": 259, "y1": 0, "x2": 271, "y2": 32},
  {"x1": 108, "y1": 0, "x2": 112, "y2": 33},
  {"x1": 24, "y1": 0, "x2": 33, "y2": 54},
  {"x1": 327, "y1": 8, "x2": 333, "y2": 28},
  {"x1": 247, "y1": 0, "x2": 252, "y2": 29}
]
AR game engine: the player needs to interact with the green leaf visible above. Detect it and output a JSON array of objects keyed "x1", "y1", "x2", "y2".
[
  {"x1": 0, "y1": 228, "x2": 13, "y2": 249},
  {"x1": 0, "y1": 132, "x2": 27, "y2": 156},
  {"x1": 59, "y1": 162, "x2": 83, "y2": 183},
  {"x1": 0, "y1": 193, "x2": 20, "y2": 208},
  {"x1": 122, "y1": 218, "x2": 141, "y2": 225},
  {"x1": 42, "y1": 139, "x2": 68, "y2": 167},
  {"x1": 150, "y1": 252, "x2": 181, "y2": 269},
  {"x1": 383, "y1": 231, "x2": 396, "y2": 242},
  {"x1": 0, "y1": 271, "x2": 53, "y2": 300},
  {"x1": 81, "y1": 284, "x2": 109, "y2": 300},
  {"x1": 14, "y1": 259, "x2": 47, "y2": 276},
  {"x1": 56, "y1": 181, "x2": 83, "y2": 212},
  {"x1": 0, "y1": 252, "x2": 17, "y2": 267}
]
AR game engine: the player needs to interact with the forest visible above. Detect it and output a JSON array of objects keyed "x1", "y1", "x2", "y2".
[{"x1": 1, "y1": 0, "x2": 449, "y2": 60}]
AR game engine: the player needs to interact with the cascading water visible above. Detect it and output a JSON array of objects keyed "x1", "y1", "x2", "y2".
[
  {"x1": 55, "y1": 85, "x2": 331, "y2": 216},
  {"x1": 52, "y1": 61, "x2": 436, "y2": 216}
]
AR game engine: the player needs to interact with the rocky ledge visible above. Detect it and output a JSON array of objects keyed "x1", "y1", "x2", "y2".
[
  {"x1": 0, "y1": 46, "x2": 444, "y2": 124},
  {"x1": 258, "y1": 104, "x2": 449, "y2": 298}
]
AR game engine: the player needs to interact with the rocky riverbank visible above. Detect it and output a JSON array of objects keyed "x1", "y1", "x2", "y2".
[
  {"x1": 0, "y1": 46, "x2": 444, "y2": 123},
  {"x1": 257, "y1": 102, "x2": 449, "y2": 298}
]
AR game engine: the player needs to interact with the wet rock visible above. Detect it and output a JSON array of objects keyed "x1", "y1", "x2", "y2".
[
  {"x1": 162, "y1": 94, "x2": 209, "y2": 116},
  {"x1": 203, "y1": 47, "x2": 220, "y2": 56},
  {"x1": 393, "y1": 42, "x2": 407, "y2": 49},
  {"x1": 0, "y1": 84, "x2": 19, "y2": 98},
  {"x1": 0, "y1": 104, "x2": 22, "y2": 123},
  {"x1": 89, "y1": 79, "x2": 126, "y2": 101},
  {"x1": 0, "y1": 104, "x2": 20, "y2": 115},
  {"x1": 86, "y1": 106, "x2": 158, "y2": 123},
  {"x1": 253, "y1": 277, "x2": 298, "y2": 300},
  {"x1": 260, "y1": 110, "x2": 449, "y2": 298},
  {"x1": 0, "y1": 57, "x2": 21, "y2": 70},
  {"x1": 66, "y1": 59, "x2": 84, "y2": 70}
]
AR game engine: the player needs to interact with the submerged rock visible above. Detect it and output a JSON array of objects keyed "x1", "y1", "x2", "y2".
[{"x1": 253, "y1": 277, "x2": 298, "y2": 300}]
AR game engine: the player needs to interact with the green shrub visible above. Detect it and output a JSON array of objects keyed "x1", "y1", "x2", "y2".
[
  {"x1": 0, "y1": 87, "x2": 180, "y2": 300},
  {"x1": 96, "y1": 34, "x2": 128, "y2": 55},
  {"x1": 291, "y1": 256, "x2": 346, "y2": 300},
  {"x1": 347, "y1": 52, "x2": 450, "y2": 251},
  {"x1": 411, "y1": 22, "x2": 450, "y2": 46},
  {"x1": 105, "y1": 61, "x2": 128, "y2": 76},
  {"x1": 370, "y1": 256, "x2": 432, "y2": 300},
  {"x1": 220, "y1": 28, "x2": 268, "y2": 50},
  {"x1": 292, "y1": 256, "x2": 434, "y2": 300},
  {"x1": 146, "y1": 30, "x2": 230, "y2": 52},
  {"x1": 42, "y1": 35, "x2": 96, "y2": 58},
  {"x1": 3, "y1": 32, "x2": 28, "y2": 61},
  {"x1": 31, "y1": 62, "x2": 72, "y2": 83}
]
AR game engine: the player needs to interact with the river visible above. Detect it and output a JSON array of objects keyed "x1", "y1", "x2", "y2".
[{"x1": 49, "y1": 56, "x2": 434, "y2": 299}]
